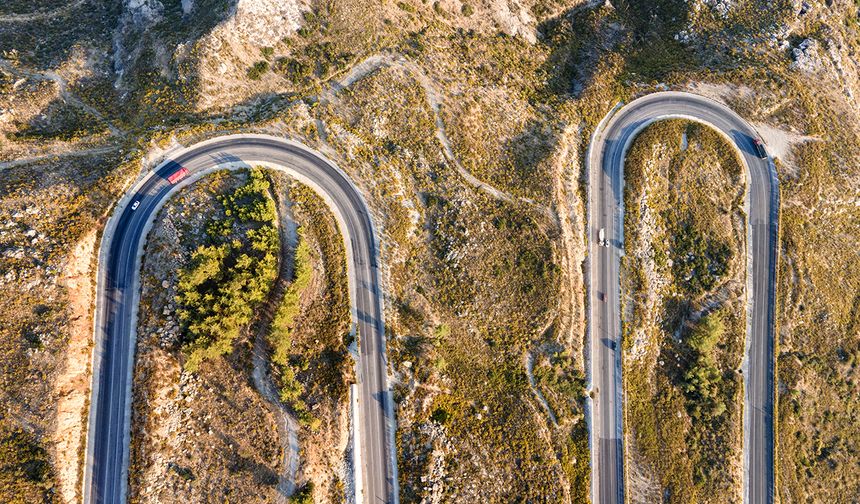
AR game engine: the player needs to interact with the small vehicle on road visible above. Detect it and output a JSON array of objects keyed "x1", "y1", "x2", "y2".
[
  {"x1": 609, "y1": 341, "x2": 616, "y2": 351},
  {"x1": 752, "y1": 138, "x2": 767, "y2": 159},
  {"x1": 597, "y1": 291, "x2": 605, "y2": 302},
  {"x1": 598, "y1": 228, "x2": 608, "y2": 247},
  {"x1": 131, "y1": 200, "x2": 140, "y2": 211}
]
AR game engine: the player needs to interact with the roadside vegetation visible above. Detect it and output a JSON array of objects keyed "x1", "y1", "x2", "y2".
[
  {"x1": 622, "y1": 120, "x2": 746, "y2": 502},
  {"x1": 176, "y1": 168, "x2": 279, "y2": 371},
  {"x1": 268, "y1": 186, "x2": 350, "y2": 431},
  {"x1": 0, "y1": 427, "x2": 53, "y2": 501},
  {"x1": 266, "y1": 177, "x2": 352, "y2": 501},
  {"x1": 268, "y1": 235, "x2": 313, "y2": 410}
]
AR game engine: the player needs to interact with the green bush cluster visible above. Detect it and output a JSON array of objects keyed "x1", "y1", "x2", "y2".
[
  {"x1": 682, "y1": 314, "x2": 730, "y2": 420},
  {"x1": 289, "y1": 482, "x2": 314, "y2": 504},
  {"x1": 261, "y1": 181, "x2": 351, "y2": 435},
  {"x1": 273, "y1": 57, "x2": 314, "y2": 85},
  {"x1": 268, "y1": 235, "x2": 319, "y2": 429},
  {"x1": 271, "y1": 2, "x2": 374, "y2": 92},
  {"x1": 0, "y1": 424, "x2": 54, "y2": 502},
  {"x1": 247, "y1": 60, "x2": 270, "y2": 80},
  {"x1": 176, "y1": 168, "x2": 279, "y2": 371},
  {"x1": 533, "y1": 350, "x2": 586, "y2": 423},
  {"x1": 671, "y1": 222, "x2": 732, "y2": 296}
]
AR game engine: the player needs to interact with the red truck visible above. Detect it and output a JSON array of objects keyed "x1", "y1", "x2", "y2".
[{"x1": 167, "y1": 166, "x2": 189, "y2": 184}]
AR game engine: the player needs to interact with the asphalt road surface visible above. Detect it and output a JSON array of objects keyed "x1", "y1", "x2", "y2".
[
  {"x1": 587, "y1": 92, "x2": 778, "y2": 504},
  {"x1": 83, "y1": 135, "x2": 396, "y2": 504}
]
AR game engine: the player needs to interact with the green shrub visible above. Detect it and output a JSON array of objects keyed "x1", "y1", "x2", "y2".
[
  {"x1": 688, "y1": 313, "x2": 725, "y2": 355},
  {"x1": 176, "y1": 169, "x2": 279, "y2": 371},
  {"x1": 290, "y1": 482, "x2": 314, "y2": 504},
  {"x1": 270, "y1": 237, "x2": 312, "y2": 368},
  {"x1": 268, "y1": 235, "x2": 312, "y2": 412},
  {"x1": 683, "y1": 314, "x2": 730, "y2": 420},
  {"x1": 275, "y1": 57, "x2": 315, "y2": 85},
  {"x1": 0, "y1": 424, "x2": 54, "y2": 501},
  {"x1": 247, "y1": 60, "x2": 270, "y2": 80},
  {"x1": 671, "y1": 223, "x2": 732, "y2": 296}
]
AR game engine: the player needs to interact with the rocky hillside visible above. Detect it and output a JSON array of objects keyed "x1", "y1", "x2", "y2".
[{"x1": 0, "y1": 0, "x2": 858, "y2": 502}]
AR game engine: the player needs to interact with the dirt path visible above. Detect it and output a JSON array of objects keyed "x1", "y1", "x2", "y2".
[
  {"x1": 319, "y1": 52, "x2": 555, "y2": 218},
  {"x1": 0, "y1": 59, "x2": 125, "y2": 137},
  {"x1": 524, "y1": 349, "x2": 558, "y2": 425},
  {"x1": 250, "y1": 181, "x2": 301, "y2": 500},
  {"x1": 0, "y1": 145, "x2": 120, "y2": 170},
  {"x1": 523, "y1": 349, "x2": 572, "y2": 504}
]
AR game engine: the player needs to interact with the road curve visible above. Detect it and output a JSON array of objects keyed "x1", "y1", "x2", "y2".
[
  {"x1": 586, "y1": 92, "x2": 778, "y2": 504},
  {"x1": 82, "y1": 135, "x2": 397, "y2": 504}
]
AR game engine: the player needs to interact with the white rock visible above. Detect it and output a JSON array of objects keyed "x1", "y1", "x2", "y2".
[{"x1": 791, "y1": 38, "x2": 823, "y2": 73}]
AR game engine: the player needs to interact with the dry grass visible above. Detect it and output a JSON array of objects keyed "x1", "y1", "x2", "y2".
[
  {"x1": 772, "y1": 111, "x2": 860, "y2": 502},
  {"x1": 622, "y1": 120, "x2": 746, "y2": 503}
]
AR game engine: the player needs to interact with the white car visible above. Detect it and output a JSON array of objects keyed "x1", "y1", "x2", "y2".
[{"x1": 131, "y1": 200, "x2": 140, "y2": 211}]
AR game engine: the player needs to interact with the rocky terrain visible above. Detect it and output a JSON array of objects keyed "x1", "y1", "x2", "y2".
[{"x1": 0, "y1": 0, "x2": 858, "y2": 502}]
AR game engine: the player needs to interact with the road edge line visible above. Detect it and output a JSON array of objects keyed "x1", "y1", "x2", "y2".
[
  {"x1": 81, "y1": 163, "x2": 156, "y2": 504},
  {"x1": 584, "y1": 100, "x2": 622, "y2": 504},
  {"x1": 85, "y1": 136, "x2": 397, "y2": 503},
  {"x1": 770, "y1": 161, "x2": 782, "y2": 504},
  {"x1": 352, "y1": 383, "x2": 364, "y2": 504}
]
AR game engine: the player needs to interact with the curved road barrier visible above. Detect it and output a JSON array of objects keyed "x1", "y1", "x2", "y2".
[
  {"x1": 82, "y1": 135, "x2": 397, "y2": 504},
  {"x1": 586, "y1": 92, "x2": 778, "y2": 504}
]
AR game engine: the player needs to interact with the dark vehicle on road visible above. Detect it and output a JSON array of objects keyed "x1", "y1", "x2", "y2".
[
  {"x1": 597, "y1": 291, "x2": 605, "y2": 302},
  {"x1": 752, "y1": 138, "x2": 767, "y2": 159}
]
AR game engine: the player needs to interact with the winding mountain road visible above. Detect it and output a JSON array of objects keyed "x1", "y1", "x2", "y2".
[
  {"x1": 586, "y1": 92, "x2": 778, "y2": 504},
  {"x1": 82, "y1": 135, "x2": 397, "y2": 504}
]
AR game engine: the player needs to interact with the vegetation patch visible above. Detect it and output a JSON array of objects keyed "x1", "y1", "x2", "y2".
[
  {"x1": 176, "y1": 168, "x2": 279, "y2": 370},
  {"x1": 266, "y1": 177, "x2": 352, "y2": 501},
  {"x1": 129, "y1": 169, "x2": 285, "y2": 502},
  {"x1": 0, "y1": 426, "x2": 54, "y2": 502},
  {"x1": 622, "y1": 120, "x2": 746, "y2": 502},
  {"x1": 767, "y1": 87, "x2": 860, "y2": 501}
]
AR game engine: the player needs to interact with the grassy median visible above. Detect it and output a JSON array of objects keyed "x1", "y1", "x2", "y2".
[{"x1": 621, "y1": 120, "x2": 747, "y2": 502}]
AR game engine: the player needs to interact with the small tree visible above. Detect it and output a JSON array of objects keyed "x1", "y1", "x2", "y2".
[
  {"x1": 290, "y1": 482, "x2": 314, "y2": 504},
  {"x1": 687, "y1": 313, "x2": 724, "y2": 355},
  {"x1": 247, "y1": 60, "x2": 269, "y2": 80}
]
